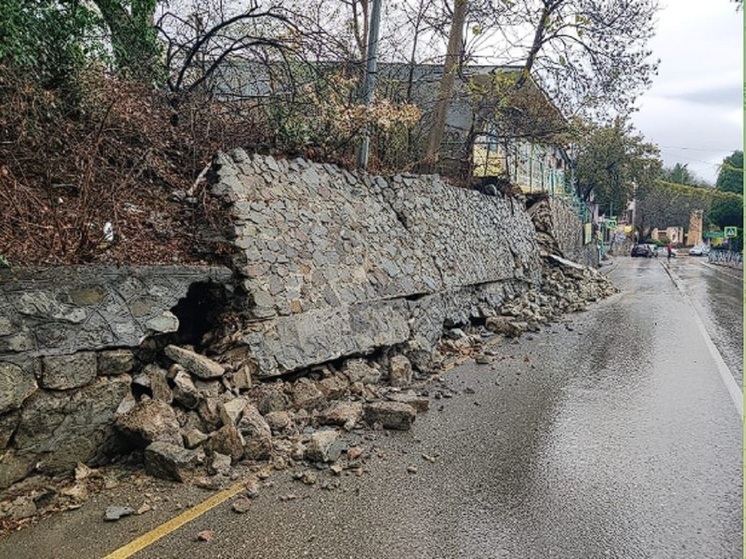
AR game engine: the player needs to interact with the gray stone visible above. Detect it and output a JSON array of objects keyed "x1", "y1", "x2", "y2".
[
  {"x1": 290, "y1": 378, "x2": 325, "y2": 410},
  {"x1": 231, "y1": 496, "x2": 252, "y2": 514},
  {"x1": 104, "y1": 505, "x2": 135, "y2": 521},
  {"x1": 114, "y1": 398, "x2": 182, "y2": 447},
  {"x1": 364, "y1": 401, "x2": 416, "y2": 430},
  {"x1": 41, "y1": 352, "x2": 97, "y2": 390},
  {"x1": 197, "y1": 397, "x2": 222, "y2": 431},
  {"x1": 13, "y1": 375, "x2": 131, "y2": 476},
  {"x1": 164, "y1": 345, "x2": 225, "y2": 379},
  {"x1": 388, "y1": 355, "x2": 413, "y2": 387},
  {"x1": 0, "y1": 410, "x2": 20, "y2": 449},
  {"x1": 172, "y1": 369, "x2": 201, "y2": 409},
  {"x1": 145, "y1": 310, "x2": 179, "y2": 334},
  {"x1": 305, "y1": 430, "x2": 345, "y2": 463},
  {"x1": 208, "y1": 424, "x2": 244, "y2": 462},
  {"x1": 0, "y1": 452, "x2": 35, "y2": 490},
  {"x1": 10, "y1": 496, "x2": 37, "y2": 520},
  {"x1": 211, "y1": 452, "x2": 232, "y2": 476},
  {"x1": 144, "y1": 441, "x2": 198, "y2": 482},
  {"x1": 485, "y1": 316, "x2": 522, "y2": 338},
  {"x1": 253, "y1": 384, "x2": 289, "y2": 415},
  {"x1": 0, "y1": 361, "x2": 37, "y2": 414},
  {"x1": 219, "y1": 397, "x2": 249, "y2": 426},
  {"x1": 182, "y1": 428, "x2": 209, "y2": 449},
  {"x1": 317, "y1": 374, "x2": 349, "y2": 399},
  {"x1": 237, "y1": 404, "x2": 272, "y2": 460},
  {"x1": 263, "y1": 411, "x2": 292, "y2": 433},
  {"x1": 386, "y1": 392, "x2": 430, "y2": 413},
  {"x1": 230, "y1": 364, "x2": 253, "y2": 390},
  {"x1": 342, "y1": 359, "x2": 381, "y2": 385},
  {"x1": 319, "y1": 402, "x2": 363, "y2": 429},
  {"x1": 97, "y1": 350, "x2": 135, "y2": 376},
  {"x1": 145, "y1": 364, "x2": 173, "y2": 404}
]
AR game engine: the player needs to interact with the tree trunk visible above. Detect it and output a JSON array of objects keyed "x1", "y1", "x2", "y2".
[
  {"x1": 420, "y1": 0, "x2": 467, "y2": 174},
  {"x1": 93, "y1": 0, "x2": 161, "y2": 83}
]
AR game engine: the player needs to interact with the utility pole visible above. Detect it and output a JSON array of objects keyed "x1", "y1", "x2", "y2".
[{"x1": 357, "y1": 0, "x2": 383, "y2": 170}]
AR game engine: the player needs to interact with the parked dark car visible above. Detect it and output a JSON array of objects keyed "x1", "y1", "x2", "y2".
[{"x1": 631, "y1": 244, "x2": 654, "y2": 257}]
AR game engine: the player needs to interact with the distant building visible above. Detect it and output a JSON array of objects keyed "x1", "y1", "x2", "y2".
[{"x1": 651, "y1": 226, "x2": 685, "y2": 244}]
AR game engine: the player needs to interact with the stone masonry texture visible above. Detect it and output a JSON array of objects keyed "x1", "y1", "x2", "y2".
[{"x1": 209, "y1": 150, "x2": 543, "y2": 378}]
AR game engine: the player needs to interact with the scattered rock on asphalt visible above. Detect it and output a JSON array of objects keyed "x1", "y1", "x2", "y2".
[
  {"x1": 231, "y1": 497, "x2": 252, "y2": 514},
  {"x1": 104, "y1": 505, "x2": 134, "y2": 522},
  {"x1": 364, "y1": 402, "x2": 416, "y2": 431}
]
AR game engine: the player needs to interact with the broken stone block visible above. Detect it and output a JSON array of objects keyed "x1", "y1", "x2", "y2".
[
  {"x1": 319, "y1": 402, "x2": 363, "y2": 429},
  {"x1": 388, "y1": 355, "x2": 413, "y2": 387},
  {"x1": 219, "y1": 397, "x2": 249, "y2": 426},
  {"x1": 164, "y1": 345, "x2": 225, "y2": 379},
  {"x1": 317, "y1": 374, "x2": 349, "y2": 399},
  {"x1": 115, "y1": 399, "x2": 182, "y2": 447},
  {"x1": 230, "y1": 364, "x2": 253, "y2": 391},
  {"x1": 253, "y1": 383, "x2": 289, "y2": 415},
  {"x1": 210, "y1": 452, "x2": 232, "y2": 476},
  {"x1": 172, "y1": 368, "x2": 201, "y2": 409},
  {"x1": 209, "y1": 423, "x2": 244, "y2": 462},
  {"x1": 305, "y1": 430, "x2": 346, "y2": 463},
  {"x1": 97, "y1": 350, "x2": 135, "y2": 376},
  {"x1": 144, "y1": 441, "x2": 198, "y2": 482},
  {"x1": 264, "y1": 411, "x2": 292, "y2": 433},
  {"x1": 104, "y1": 505, "x2": 135, "y2": 522},
  {"x1": 291, "y1": 378, "x2": 325, "y2": 411},
  {"x1": 485, "y1": 316, "x2": 522, "y2": 338},
  {"x1": 237, "y1": 404, "x2": 272, "y2": 460},
  {"x1": 342, "y1": 359, "x2": 381, "y2": 385},
  {"x1": 145, "y1": 364, "x2": 173, "y2": 404},
  {"x1": 386, "y1": 392, "x2": 430, "y2": 413},
  {"x1": 145, "y1": 311, "x2": 179, "y2": 334},
  {"x1": 182, "y1": 428, "x2": 209, "y2": 449},
  {"x1": 198, "y1": 397, "x2": 223, "y2": 432},
  {"x1": 364, "y1": 402, "x2": 416, "y2": 431}
]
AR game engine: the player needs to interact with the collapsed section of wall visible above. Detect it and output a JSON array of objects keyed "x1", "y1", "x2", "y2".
[
  {"x1": 209, "y1": 151, "x2": 542, "y2": 377},
  {"x1": 0, "y1": 266, "x2": 231, "y2": 488}
]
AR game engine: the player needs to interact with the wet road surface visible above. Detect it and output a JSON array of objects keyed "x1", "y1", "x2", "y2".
[{"x1": 1, "y1": 256, "x2": 741, "y2": 558}]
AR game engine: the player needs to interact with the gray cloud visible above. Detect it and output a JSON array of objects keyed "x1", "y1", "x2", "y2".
[{"x1": 667, "y1": 85, "x2": 742, "y2": 108}]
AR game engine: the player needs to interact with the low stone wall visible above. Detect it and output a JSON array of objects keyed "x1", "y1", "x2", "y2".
[
  {"x1": 0, "y1": 266, "x2": 230, "y2": 488},
  {"x1": 210, "y1": 151, "x2": 542, "y2": 377}
]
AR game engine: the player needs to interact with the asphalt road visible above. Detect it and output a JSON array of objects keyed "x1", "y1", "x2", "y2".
[{"x1": 1, "y1": 256, "x2": 741, "y2": 559}]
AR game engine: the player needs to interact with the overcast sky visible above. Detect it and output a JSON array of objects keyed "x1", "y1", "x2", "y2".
[{"x1": 631, "y1": 0, "x2": 743, "y2": 184}]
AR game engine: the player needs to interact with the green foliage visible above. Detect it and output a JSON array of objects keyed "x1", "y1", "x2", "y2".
[
  {"x1": 0, "y1": 0, "x2": 106, "y2": 91},
  {"x1": 574, "y1": 118, "x2": 661, "y2": 214},
  {"x1": 660, "y1": 163, "x2": 710, "y2": 187},
  {"x1": 715, "y1": 150, "x2": 743, "y2": 194},
  {"x1": 92, "y1": 0, "x2": 163, "y2": 83},
  {"x1": 708, "y1": 195, "x2": 743, "y2": 229}
]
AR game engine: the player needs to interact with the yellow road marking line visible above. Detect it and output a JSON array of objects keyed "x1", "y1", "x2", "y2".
[{"x1": 103, "y1": 478, "x2": 250, "y2": 559}]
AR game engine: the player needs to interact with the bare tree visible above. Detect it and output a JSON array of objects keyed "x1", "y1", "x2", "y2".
[{"x1": 420, "y1": 0, "x2": 468, "y2": 172}]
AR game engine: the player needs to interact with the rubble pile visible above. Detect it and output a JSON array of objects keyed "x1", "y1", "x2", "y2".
[{"x1": 109, "y1": 346, "x2": 430, "y2": 485}]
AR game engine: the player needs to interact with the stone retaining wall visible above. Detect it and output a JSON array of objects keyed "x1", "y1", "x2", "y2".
[
  {"x1": 0, "y1": 153, "x2": 551, "y2": 491},
  {"x1": 210, "y1": 151, "x2": 543, "y2": 377}
]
